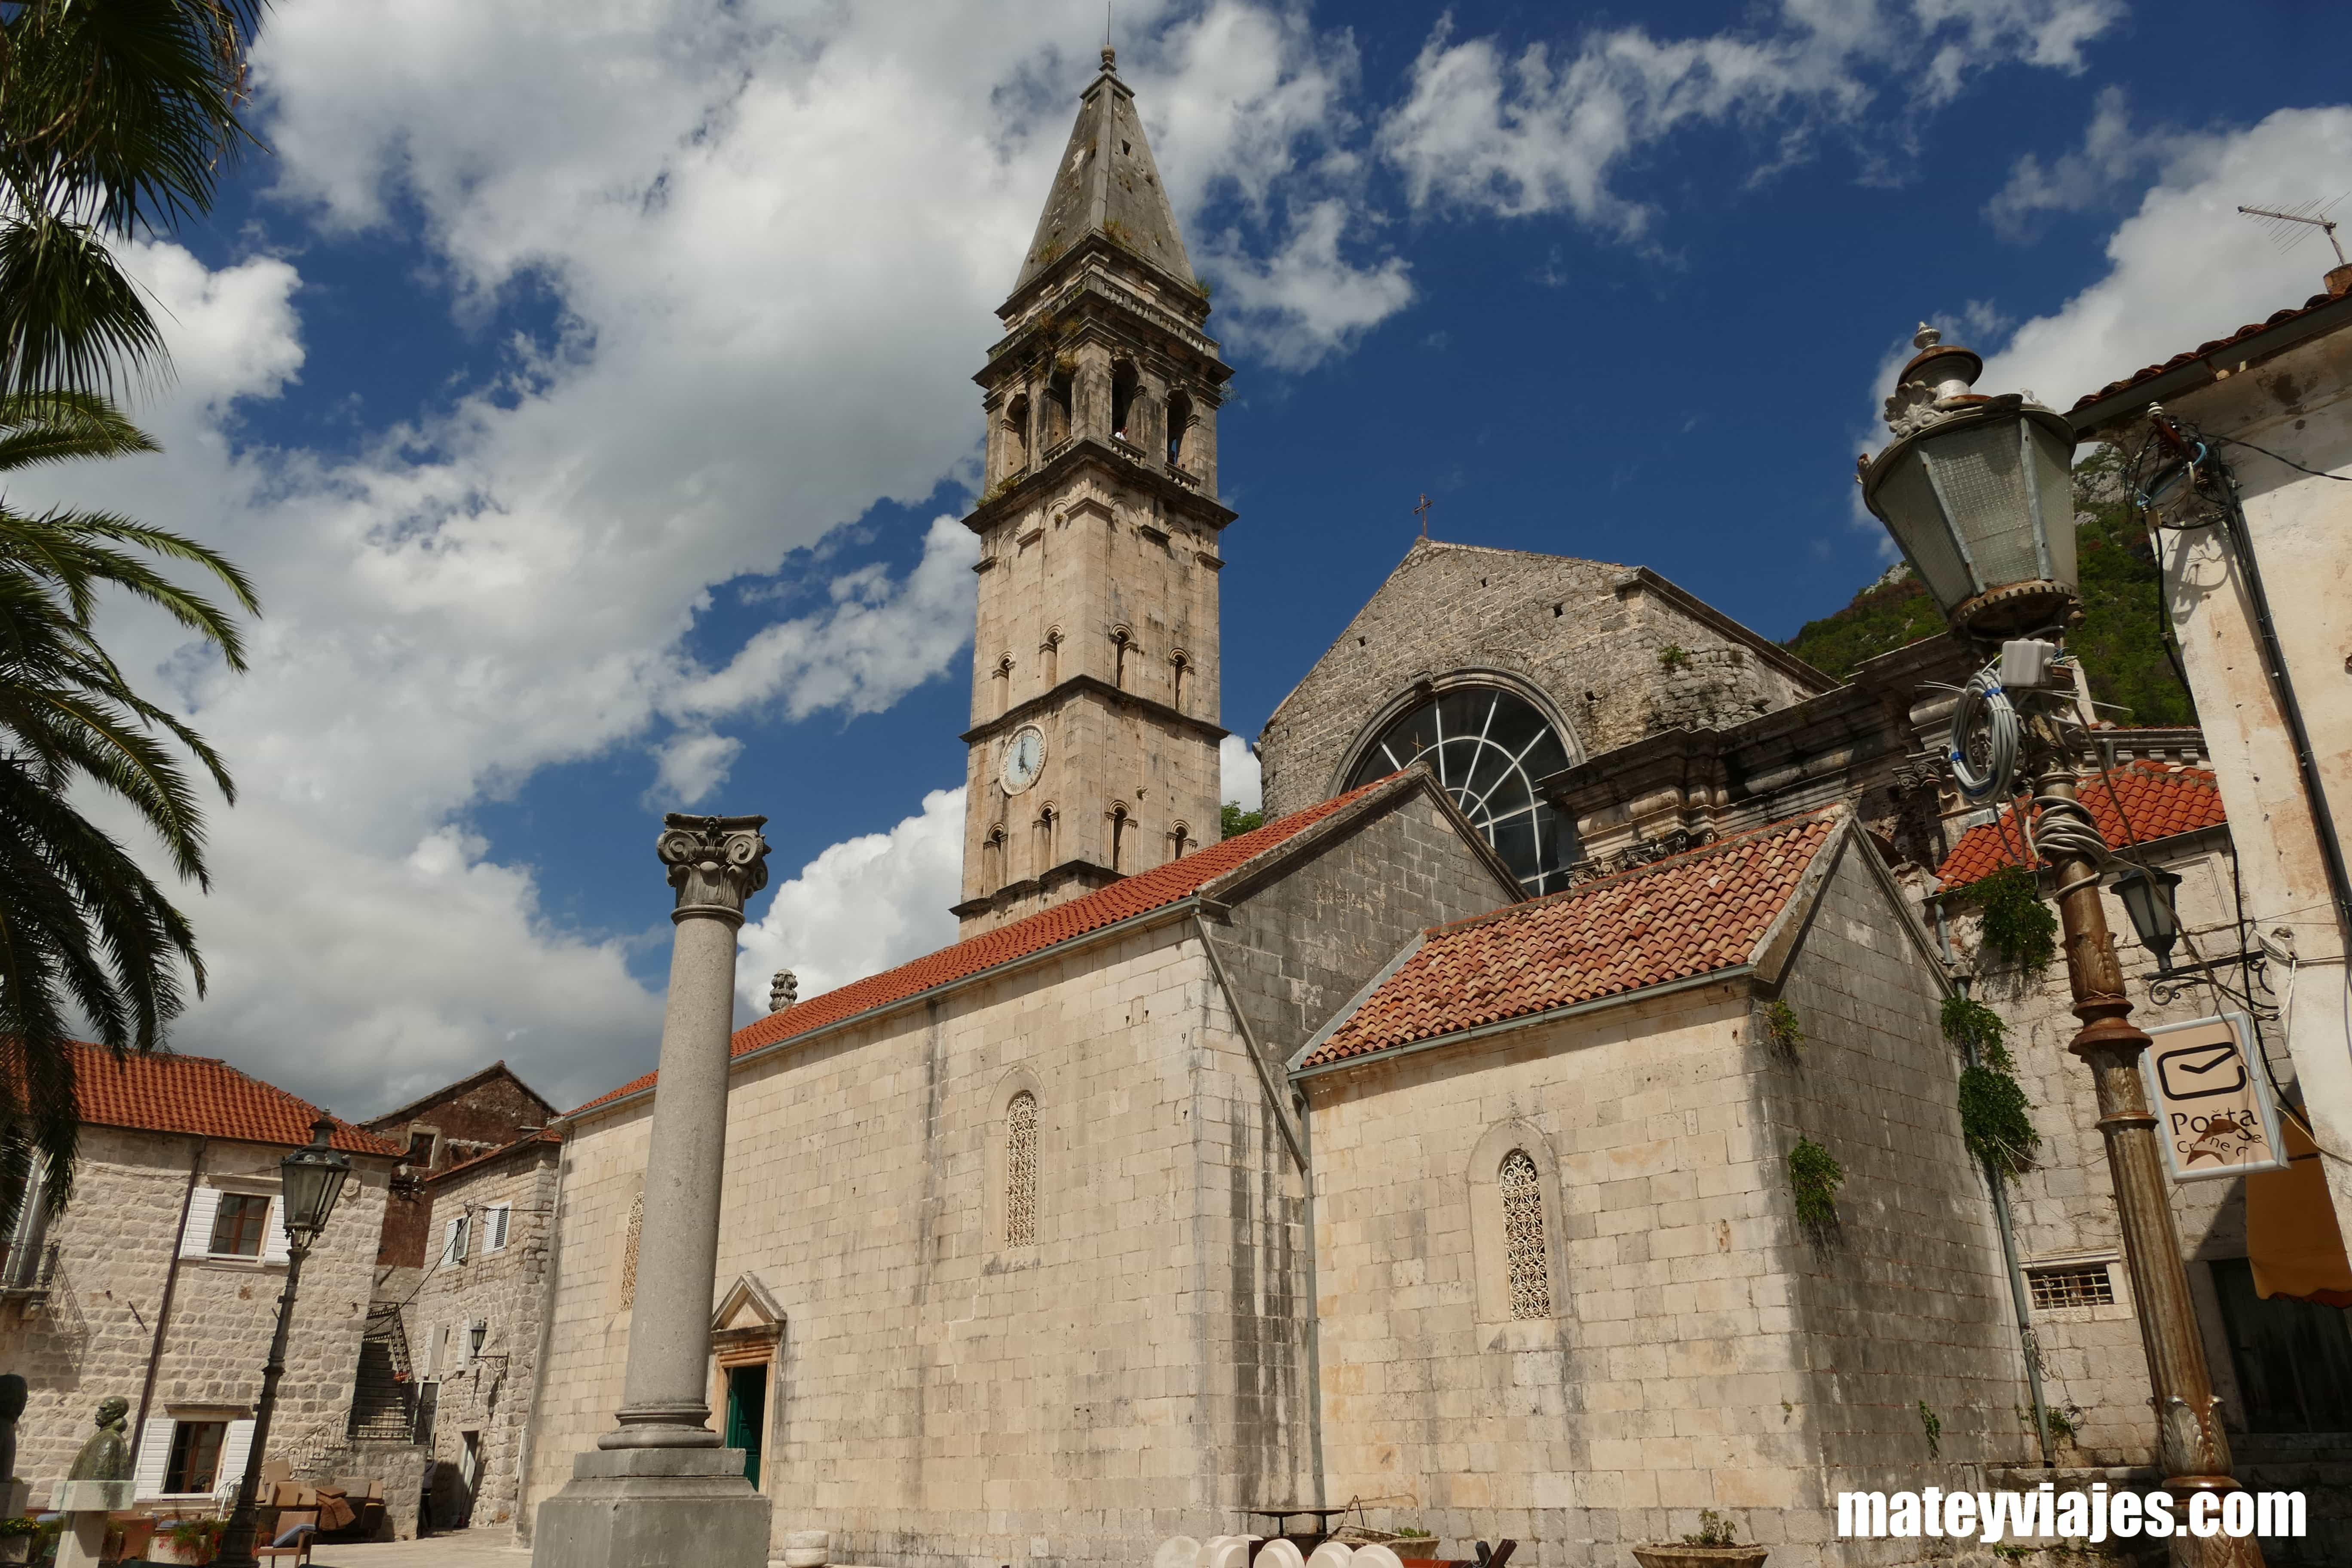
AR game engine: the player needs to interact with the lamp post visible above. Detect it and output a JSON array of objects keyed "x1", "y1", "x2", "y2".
[
  {"x1": 2112, "y1": 865, "x2": 2186, "y2": 977},
  {"x1": 214, "y1": 1114, "x2": 353, "y2": 1568},
  {"x1": 1862, "y1": 327, "x2": 2260, "y2": 1567}
]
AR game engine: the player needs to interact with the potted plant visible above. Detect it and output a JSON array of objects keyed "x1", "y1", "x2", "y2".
[
  {"x1": 0, "y1": 1516, "x2": 37, "y2": 1566},
  {"x1": 151, "y1": 1516, "x2": 227, "y2": 1565},
  {"x1": 1391, "y1": 1528, "x2": 1441, "y2": 1565},
  {"x1": 1632, "y1": 1511, "x2": 1768, "y2": 1568}
]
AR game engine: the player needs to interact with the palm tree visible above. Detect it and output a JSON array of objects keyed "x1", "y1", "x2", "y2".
[
  {"x1": 0, "y1": 0, "x2": 268, "y2": 397},
  {"x1": 0, "y1": 390, "x2": 257, "y2": 1230}
]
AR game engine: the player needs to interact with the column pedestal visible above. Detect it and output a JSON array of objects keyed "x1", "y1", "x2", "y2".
[{"x1": 533, "y1": 1449, "x2": 770, "y2": 1568}]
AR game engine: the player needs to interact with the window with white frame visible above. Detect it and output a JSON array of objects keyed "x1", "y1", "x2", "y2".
[
  {"x1": 482, "y1": 1202, "x2": 511, "y2": 1254},
  {"x1": 178, "y1": 1188, "x2": 288, "y2": 1263},
  {"x1": 441, "y1": 1213, "x2": 471, "y2": 1266},
  {"x1": 134, "y1": 1415, "x2": 252, "y2": 1499}
]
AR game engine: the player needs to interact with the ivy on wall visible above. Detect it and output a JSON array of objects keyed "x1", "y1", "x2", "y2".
[
  {"x1": 1788, "y1": 1136, "x2": 1844, "y2": 1234},
  {"x1": 1942, "y1": 993, "x2": 2041, "y2": 1177},
  {"x1": 1970, "y1": 865, "x2": 2059, "y2": 974}
]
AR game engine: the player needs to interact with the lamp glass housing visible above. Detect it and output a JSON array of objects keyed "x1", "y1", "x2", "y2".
[
  {"x1": 279, "y1": 1114, "x2": 353, "y2": 1250},
  {"x1": 1865, "y1": 403, "x2": 2079, "y2": 634},
  {"x1": 2110, "y1": 864, "x2": 2184, "y2": 971}
]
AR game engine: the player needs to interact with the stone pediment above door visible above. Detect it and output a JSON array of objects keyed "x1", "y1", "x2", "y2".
[{"x1": 711, "y1": 1272, "x2": 784, "y2": 1358}]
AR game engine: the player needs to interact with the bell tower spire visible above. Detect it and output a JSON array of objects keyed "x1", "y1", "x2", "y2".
[{"x1": 952, "y1": 51, "x2": 1234, "y2": 932}]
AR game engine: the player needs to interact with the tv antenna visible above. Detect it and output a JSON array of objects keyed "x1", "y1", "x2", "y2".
[{"x1": 2237, "y1": 197, "x2": 2348, "y2": 267}]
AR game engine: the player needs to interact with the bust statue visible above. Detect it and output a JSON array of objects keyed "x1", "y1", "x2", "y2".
[{"x1": 66, "y1": 1397, "x2": 130, "y2": 1482}]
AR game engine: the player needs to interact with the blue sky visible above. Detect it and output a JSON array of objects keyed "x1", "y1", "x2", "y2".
[{"x1": 29, "y1": 0, "x2": 2351, "y2": 1115}]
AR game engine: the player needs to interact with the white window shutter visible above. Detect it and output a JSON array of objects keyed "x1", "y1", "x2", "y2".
[
  {"x1": 261, "y1": 1197, "x2": 292, "y2": 1264},
  {"x1": 132, "y1": 1418, "x2": 174, "y2": 1498},
  {"x1": 441, "y1": 1216, "x2": 461, "y2": 1266},
  {"x1": 426, "y1": 1324, "x2": 446, "y2": 1378},
  {"x1": 215, "y1": 1419, "x2": 255, "y2": 1497},
  {"x1": 488, "y1": 1204, "x2": 510, "y2": 1252},
  {"x1": 180, "y1": 1188, "x2": 223, "y2": 1258}
]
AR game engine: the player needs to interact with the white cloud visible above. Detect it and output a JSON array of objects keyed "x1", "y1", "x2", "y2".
[
  {"x1": 1203, "y1": 199, "x2": 1415, "y2": 369},
  {"x1": 734, "y1": 787, "x2": 966, "y2": 1017},
  {"x1": 1981, "y1": 106, "x2": 2352, "y2": 418},
  {"x1": 15, "y1": 3, "x2": 1411, "y2": 1116},
  {"x1": 1983, "y1": 85, "x2": 2184, "y2": 240},
  {"x1": 1376, "y1": 0, "x2": 2122, "y2": 235},
  {"x1": 1220, "y1": 735, "x2": 1262, "y2": 814}
]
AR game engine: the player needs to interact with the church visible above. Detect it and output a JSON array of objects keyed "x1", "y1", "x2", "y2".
[{"x1": 513, "y1": 50, "x2": 2033, "y2": 1568}]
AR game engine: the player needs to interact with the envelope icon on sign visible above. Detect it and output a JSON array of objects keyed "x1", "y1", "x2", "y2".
[{"x1": 2156, "y1": 1041, "x2": 2246, "y2": 1102}]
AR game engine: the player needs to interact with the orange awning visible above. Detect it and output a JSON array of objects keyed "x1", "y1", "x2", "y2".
[{"x1": 2245, "y1": 1117, "x2": 2352, "y2": 1306}]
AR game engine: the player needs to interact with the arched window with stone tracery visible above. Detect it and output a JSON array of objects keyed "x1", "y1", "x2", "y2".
[
  {"x1": 1499, "y1": 1150, "x2": 1552, "y2": 1320},
  {"x1": 1005, "y1": 1092, "x2": 1038, "y2": 1246},
  {"x1": 619, "y1": 1191, "x2": 644, "y2": 1310}
]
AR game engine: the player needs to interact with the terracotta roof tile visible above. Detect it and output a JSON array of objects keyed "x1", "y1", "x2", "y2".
[
  {"x1": 2070, "y1": 290, "x2": 2348, "y2": 413},
  {"x1": 1935, "y1": 760, "x2": 2226, "y2": 889},
  {"x1": 42, "y1": 1042, "x2": 402, "y2": 1155},
  {"x1": 567, "y1": 778, "x2": 1409, "y2": 1118},
  {"x1": 1298, "y1": 812, "x2": 1841, "y2": 1070}
]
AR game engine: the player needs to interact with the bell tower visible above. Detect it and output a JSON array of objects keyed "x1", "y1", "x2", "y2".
[{"x1": 952, "y1": 46, "x2": 1234, "y2": 933}]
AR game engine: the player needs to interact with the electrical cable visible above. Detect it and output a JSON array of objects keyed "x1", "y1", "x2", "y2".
[
  {"x1": 1948, "y1": 664, "x2": 2019, "y2": 802},
  {"x1": 2208, "y1": 432, "x2": 2352, "y2": 482}
]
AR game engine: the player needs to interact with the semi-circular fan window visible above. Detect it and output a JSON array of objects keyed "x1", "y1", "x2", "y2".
[{"x1": 1344, "y1": 685, "x2": 1580, "y2": 894}]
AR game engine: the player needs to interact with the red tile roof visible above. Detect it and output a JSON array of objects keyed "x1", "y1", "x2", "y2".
[
  {"x1": 1935, "y1": 760, "x2": 2227, "y2": 890},
  {"x1": 2070, "y1": 288, "x2": 2350, "y2": 414},
  {"x1": 46, "y1": 1042, "x2": 402, "y2": 1155},
  {"x1": 567, "y1": 776, "x2": 1416, "y2": 1118},
  {"x1": 1299, "y1": 812, "x2": 1841, "y2": 1070}
]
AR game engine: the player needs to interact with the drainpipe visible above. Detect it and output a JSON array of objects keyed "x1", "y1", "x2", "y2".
[
  {"x1": 1292, "y1": 1086, "x2": 1326, "y2": 1508},
  {"x1": 135, "y1": 1136, "x2": 209, "y2": 1445},
  {"x1": 1932, "y1": 901, "x2": 2053, "y2": 1467}
]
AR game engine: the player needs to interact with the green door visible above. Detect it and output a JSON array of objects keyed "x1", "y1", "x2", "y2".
[{"x1": 724, "y1": 1365, "x2": 768, "y2": 1487}]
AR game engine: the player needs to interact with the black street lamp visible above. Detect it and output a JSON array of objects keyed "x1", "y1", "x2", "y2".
[
  {"x1": 2111, "y1": 864, "x2": 2187, "y2": 977},
  {"x1": 214, "y1": 1114, "x2": 354, "y2": 1568},
  {"x1": 1861, "y1": 325, "x2": 2261, "y2": 1567}
]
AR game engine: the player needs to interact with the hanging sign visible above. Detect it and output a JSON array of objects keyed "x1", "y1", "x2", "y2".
[{"x1": 2141, "y1": 1012, "x2": 2289, "y2": 1182}]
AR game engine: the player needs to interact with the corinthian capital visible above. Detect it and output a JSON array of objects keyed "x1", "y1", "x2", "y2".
[{"x1": 656, "y1": 813, "x2": 771, "y2": 922}]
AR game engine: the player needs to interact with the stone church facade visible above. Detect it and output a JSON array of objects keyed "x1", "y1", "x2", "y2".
[{"x1": 497, "y1": 53, "x2": 2072, "y2": 1568}]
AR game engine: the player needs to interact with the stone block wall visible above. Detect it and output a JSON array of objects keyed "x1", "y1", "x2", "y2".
[
  {"x1": 0, "y1": 1127, "x2": 392, "y2": 1507},
  {"x1": 1761, "y1": 840, "x2": 2033, "y2": 1561},
  {"x1": 1259, "y1": 543, "x2": 1830, "y2": 820},
  {"x1": 1299, "y1": 842, "x2": 2025, "y2": 1568},
  {"x1": 407, "y1": 1139, "x2": 560, "y2": 1533},
  {"x1": 527, "y1": 919, "x2": 1313, "y2": 1568}
]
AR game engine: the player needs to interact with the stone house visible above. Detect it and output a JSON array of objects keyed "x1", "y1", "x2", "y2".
[
  {"x1": 0, "y1": 1045, "x2": 404, "y2": 1514},
  {"x1": 1930, "y1": 760, "x2": 2351, "y2": 1555},
  {"x1": 363, "y1": 1061, "x2": 558, "y2": 1273},
  {"x1": 2066, "y1": 262, "x2": 2352, "y2": 1246},
  {"x1": 1293, "y1": 810, "x2": 2023, "y2": 1565},
  {"x1": 402, "y1": 1128, "x2": 562, "y2": 1533}
]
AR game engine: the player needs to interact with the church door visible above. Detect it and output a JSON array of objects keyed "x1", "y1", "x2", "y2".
[{"x1": 724, "y1": 1364, "x2": 768, "y2": 1487}]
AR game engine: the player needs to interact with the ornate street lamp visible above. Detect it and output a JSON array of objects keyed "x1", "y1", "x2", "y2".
[
  {"x1": 1861, "y1": 327, "x2": 2261, "y2": 1568},
  {"x1": 2112, "y1": 865, "x2": 2186, "y2": 977},
  {"x1": 214, "y1": 1115, "x2": 354, "y2": 1568}
]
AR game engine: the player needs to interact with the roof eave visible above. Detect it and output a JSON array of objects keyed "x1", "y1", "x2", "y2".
[
  {"x1": 1292, "y1": 966, "x2": 1756, "y2": 1081},
  {"x1": 2068, "y1": 289, "x2": 2352, "y2": 438}
]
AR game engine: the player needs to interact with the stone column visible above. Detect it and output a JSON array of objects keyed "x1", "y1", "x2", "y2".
[{"x1": 532, "y1": 814, "x2": 774, "y2": 1568}]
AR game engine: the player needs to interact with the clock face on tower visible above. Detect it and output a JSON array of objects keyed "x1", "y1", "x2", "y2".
[{"x1": 1001, "y1": 725, "x2": 1047, "y2": 795}]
